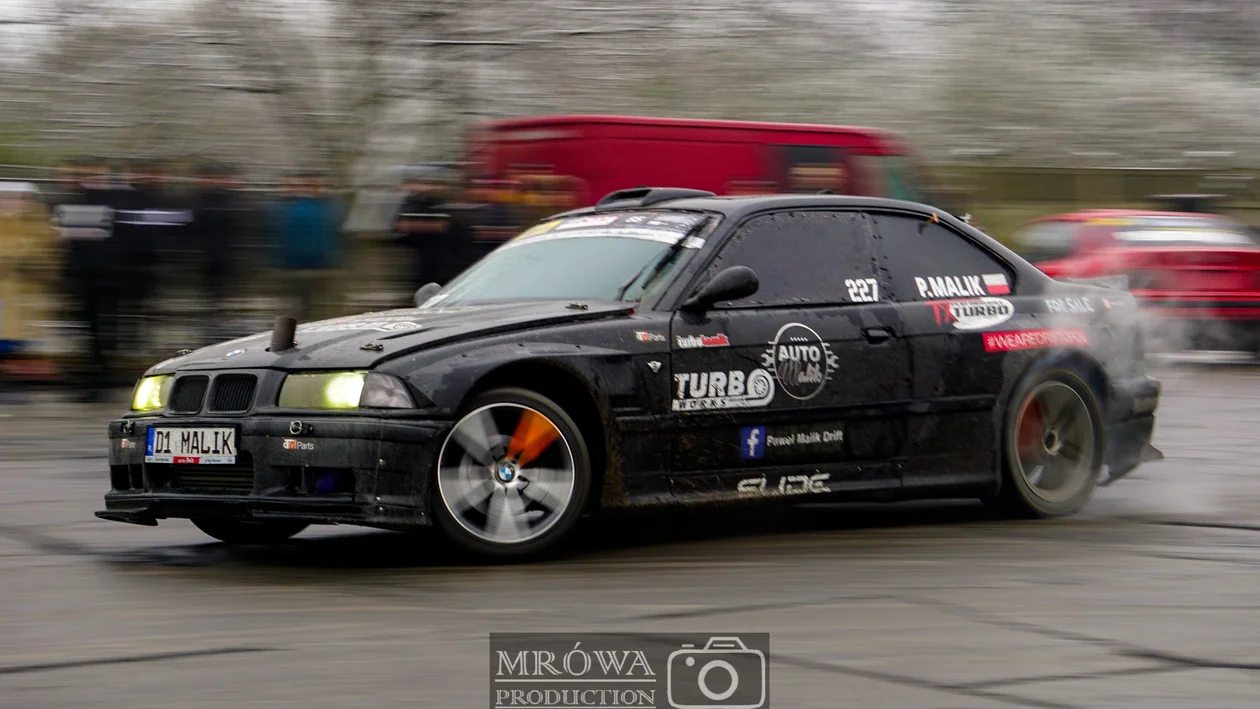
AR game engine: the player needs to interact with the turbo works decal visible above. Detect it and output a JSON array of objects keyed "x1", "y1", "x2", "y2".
[
  {"x1": 929, "y1": 297, "x2": 1014, "y2": 331},
  {"x1": 760, "y1": 323, "x2": 838, "y2": 401},
  {"x1": 914, "y1": 273, "x2": 1010, "y2": 299},
  {"x1": 672, "y1": 368, "x2": 775, "y2": 411},
  {"x1": 1044, "y1": 297, "x2": 1095, "y2": 314},
  {"x1": 983, "y1": 329, "x2": 1090, "y2": 353},
  {"x1": 675, "y1": 333, "x2": 730, "y2": 349}
]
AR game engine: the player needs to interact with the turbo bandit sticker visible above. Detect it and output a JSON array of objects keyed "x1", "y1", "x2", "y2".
[
  {"x1": 673, "y1": 368, "x2": 775, "y2": 411},
  {"x1": 760, "y1": 323, "x2": 838, "y2": 401}
]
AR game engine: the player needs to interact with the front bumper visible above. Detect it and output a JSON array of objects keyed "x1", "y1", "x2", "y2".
[
  {"x1": 1101, "y1": 374, "x2": 1161, "y2": 485},
  {"x1": 97, "y1": 415, "x2": 448, "y2": 530}
]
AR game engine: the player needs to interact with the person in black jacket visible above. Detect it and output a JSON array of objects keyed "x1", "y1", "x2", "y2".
[
  {"x1": 392, "y1": 168, "x2": 456, "y2": 291},
  {"x1": 53, "y1": 157, "x2": 124, "y2": 401},
  {"x1": 190, "y1": 163, "x2": 240, "y2": 333}
]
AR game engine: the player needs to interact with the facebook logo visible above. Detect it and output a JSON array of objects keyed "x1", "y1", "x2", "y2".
[{"x1": 740, "y1": 426, "x2": 766, "y2": 460}]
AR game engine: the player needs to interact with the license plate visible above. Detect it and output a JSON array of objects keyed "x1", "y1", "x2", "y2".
[{"x1": 145, "y1": 427, "x2": 237, "y2": 464}]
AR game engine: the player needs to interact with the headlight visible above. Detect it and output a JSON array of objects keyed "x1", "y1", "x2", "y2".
[
  {"x1": 278, "y1": 372, "x2": 416, "y2": 410},
  {"x1": 131, "y1": 375, "x2": 173, "y2": 412}
]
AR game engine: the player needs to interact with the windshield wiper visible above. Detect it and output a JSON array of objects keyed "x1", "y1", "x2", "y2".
[{"x1": 614, "y1": 220, "x2": 707, "y2": 302}]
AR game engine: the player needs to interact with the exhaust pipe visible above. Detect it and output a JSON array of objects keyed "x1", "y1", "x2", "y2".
[{"x1": 270, "y1": 316, "x2": 297, "y2": 352}]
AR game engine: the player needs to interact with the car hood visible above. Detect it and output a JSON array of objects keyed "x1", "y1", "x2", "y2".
[{"x1": 148, "y1": 300, "x2": 636, "y2": 374}]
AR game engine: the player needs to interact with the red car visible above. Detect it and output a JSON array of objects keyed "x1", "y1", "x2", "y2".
[{"x1": 1012, "y1": 210, "x2": 1260, "y2": 352}]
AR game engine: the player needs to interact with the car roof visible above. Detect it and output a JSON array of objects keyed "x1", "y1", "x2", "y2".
[{"x1": 556, "y1": 193, "x2": 950, "y2": 221}]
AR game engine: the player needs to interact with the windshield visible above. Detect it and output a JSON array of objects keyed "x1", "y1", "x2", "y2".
[
  {"x1": 422, "y1": 211, "x2": 713, "y2": 307},
  {"x1": 1111, "y1": 216, "x2": 1258, "y2": 248}
]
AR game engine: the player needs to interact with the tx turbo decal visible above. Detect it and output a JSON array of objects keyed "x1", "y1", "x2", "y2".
[
  {"x1": 929, "y1": 297, "x2": 1014, "y2": 331},
  {"x1": 914, "y1": 273, "x2": 1009, "y2": 299},
  {"x1": 1044, "y1": 297, "x2": 1095, "y2": 314},
  {"x1": 673, "y1": 369, "x2": 775, "y2": 411},
  {"x1": 760, "y1": 323, "x2": 838, "y2": 401},
  {"x1": 676, "y1": 333, "x2": 730, "y2": 349},
  {"x1": 983, "y1": 329, "x2": 1089, "y2": 352}
]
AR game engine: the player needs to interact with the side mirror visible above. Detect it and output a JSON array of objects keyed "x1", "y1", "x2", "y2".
[
  {"x1": 413, "y1": 282, "x2": 442, "y2": 307},
  {"x1": 681, "y1": 266, "x2": 759, "y2": 312}
]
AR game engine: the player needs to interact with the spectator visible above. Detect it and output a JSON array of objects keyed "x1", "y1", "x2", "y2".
[
  {"x1": 190, "y1": 163, "x2": 242, "y2": 335},
  {"x1": 392, "y1": 167, "x2": 456, "y2": 289},
  {"x1": 269, "y1": 172, "x2": 343, "y2": 322},
  {"x1": 52, "y1": 157, "x2": 123, "y2": 401},
  {"x1": 0, "y1": 182, "x2": 58, "y2": 399}
]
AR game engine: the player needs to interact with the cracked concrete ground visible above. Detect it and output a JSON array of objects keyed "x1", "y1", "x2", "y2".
[{"x1": 1, "y1": 356, "x2": 1260, "y2": 708}]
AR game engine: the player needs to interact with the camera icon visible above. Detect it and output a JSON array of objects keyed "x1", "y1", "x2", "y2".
[{"x1": 666, "y1": 637, "x2": 767, "y2": 709}]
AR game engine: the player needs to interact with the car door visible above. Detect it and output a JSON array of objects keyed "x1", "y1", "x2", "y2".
[
  {"x1": 868, "y1": 211, "x2": 1031, "y2": 489},
  {"x1": 668, "y1": 209, "x2": 912, "y2": 502}
]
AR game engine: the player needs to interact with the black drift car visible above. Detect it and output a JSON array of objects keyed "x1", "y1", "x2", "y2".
[{"x1": 99, "y1": 188, "x2": 1162, "y2": 558}]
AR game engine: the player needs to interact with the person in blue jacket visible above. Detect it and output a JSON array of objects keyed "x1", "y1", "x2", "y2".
[{"x1": 269, "y1": 172, "x2": 343, "y2": 322}]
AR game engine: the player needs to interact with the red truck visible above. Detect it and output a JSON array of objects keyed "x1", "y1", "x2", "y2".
[{"x1": 466, "y1": 114, "x2": 954, "y2": 215}]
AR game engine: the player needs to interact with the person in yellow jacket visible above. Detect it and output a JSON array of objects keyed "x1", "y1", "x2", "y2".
[{"x1": 0, "y1": 182, "x2": 60, "y2": 388}]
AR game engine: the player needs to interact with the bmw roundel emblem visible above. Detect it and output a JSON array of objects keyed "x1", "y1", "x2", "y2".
[{"x1": 225, "y1": 349, "x2": 245, "y2": 358}]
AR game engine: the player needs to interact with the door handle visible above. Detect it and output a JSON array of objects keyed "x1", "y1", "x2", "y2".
[{"x1": 863, "y1": 326, "x2": 893, "y2": 344}]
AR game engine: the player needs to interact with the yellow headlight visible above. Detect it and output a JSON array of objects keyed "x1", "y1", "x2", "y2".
[
  {"x1": 278, "y1": 372, "x2": 368, "y2": 409},
  {"x1": 131, "y1": 375, "x2": 173, "y2": 412}
]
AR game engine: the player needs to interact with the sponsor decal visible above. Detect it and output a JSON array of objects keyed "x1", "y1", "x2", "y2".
[
  {"x1": 983, "y1": 328, "x2": 1090, "y2": 353},
  {"x1": 760, "y1": 323, "x2": 838, "y2": 401},
  {"x1": 622, "y1": 214, "x2": 649, "y2": 224},
  {"x1": 672, "y1": 368, "x2": 775, "y2": 411},
  {"x1": 647, "y1": 361, "x2": 661, "y2": 373},
  {"x1": 675, "y1": 333, "x2": 730, "y2": 349},
  {"x1": 1044, "y1": 297, "x2": 1095, "y2": 314},
  {"x1": 555, "y1": 214, "x2": 620, "y2": 230},
  {"x1": 282, "y1": 438, "x2": 315, "y2": 451},
  {"x1": 737, "y1": 473, "x2": 831, "y2": 497},
  {"x1": 915, "y1": 274, "x2": 1010, "y2": 299},
  {"x1": 740, "y1": 425, "x2": 766, "y2": 460},
  {"x1": 844, "y1": 277, "x2": 879, "y2": 303},
  {"x1": 297, "y1": 319, "x2": 422, "y2": 333},
  {"x1": 983, "y1": 273, "x2": 1011, "y2": 295},
  {"x1": 929, "y1": 297, "x2": 1014, "y2": 331},
  {"x1": 119, "y1": 439, "x2": 135, "y2": 449},
  {"x1": 634, "y1": 331, "x2": 666, "y2": 343},
  {"x1": 513, "y1": 220, "x2": 561, "y2": 240}
]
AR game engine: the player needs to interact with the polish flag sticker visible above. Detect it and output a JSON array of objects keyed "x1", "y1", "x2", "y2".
[{"x1": 982, "y1": 273, "x2": 1010, "y2": 295}]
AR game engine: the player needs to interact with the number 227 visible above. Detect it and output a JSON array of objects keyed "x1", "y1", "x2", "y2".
[{"x1": 844, "y1": 278, "x2": 879, "y2": 302}]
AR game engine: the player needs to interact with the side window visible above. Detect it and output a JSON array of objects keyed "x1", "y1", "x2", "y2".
[
  {"x1": 701, "y1": 210, "x2": 882, "y2": 308},
  {"x1": 871, "y1": 213, "x2": 1015, "y2": 301},
  {"x1": 1011, "y1": 221, "x2": 1078, "y2": 263}
]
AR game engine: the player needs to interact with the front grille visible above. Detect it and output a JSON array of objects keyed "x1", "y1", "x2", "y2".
[
  {"x1": 170, "y1": 376, "x2": 209, "y2": 413},
  {"x1": 148, "y1": 453, "x2": 255, "y2": 493},
  {"x1": 209, "y1": 374, "x2": 258, "y2": 413}
]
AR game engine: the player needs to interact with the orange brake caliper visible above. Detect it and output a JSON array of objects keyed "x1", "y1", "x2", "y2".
[{"x1": 506, "y1": 410, "x2": 561, "y2": 468}]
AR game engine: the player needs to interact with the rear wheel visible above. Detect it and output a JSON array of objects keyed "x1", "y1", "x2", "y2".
[
  {"x1": 191, "y1": 518, "x2": 308, "y2": 545},
  {"x1": 433, "y1": 387, "x2": 591, "y2": 559},
  {"x1": 999, "y1": 368, "x2": 1104, "y2": 517}
]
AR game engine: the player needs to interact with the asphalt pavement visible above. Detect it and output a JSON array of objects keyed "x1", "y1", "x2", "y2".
[{"x1": 2, "y1": 355, "x2": 1260, "y2": 708}]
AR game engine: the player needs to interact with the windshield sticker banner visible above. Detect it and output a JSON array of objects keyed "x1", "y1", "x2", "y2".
[
  {"x1": 673, "y1": 369, "x2": 775, "y2": 411},
  {"x1": 914, "y1": 274, "x2": 1009, "y2": 299},
  {"x1": 760, "y1": 323, "x2": 838, "y2": 401},
  {"x1": 983, "y1": 329, "x2": 1089, "y2": 352},
  {"x1": 930, "y1": 298, "x2": 1014, "y2": 330}
]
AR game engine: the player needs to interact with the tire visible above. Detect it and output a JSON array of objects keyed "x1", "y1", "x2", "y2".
[
  {"x1": 432, "y1": 387, "x2": 592, "y2": 560},
  {"x1": 997, "y1": 367, "x2": 1105, "y2": 518},
  {"x1": 191, "y1": 518, "x2": 309, "y2": 545}
]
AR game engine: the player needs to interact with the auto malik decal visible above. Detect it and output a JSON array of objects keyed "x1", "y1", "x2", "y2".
[
  {"x1": 760, "y1": 323, "x2": 838, "y2": 401},
  {"x1": 929, "y1": 297, "x2": 1014, "y2": 331}
]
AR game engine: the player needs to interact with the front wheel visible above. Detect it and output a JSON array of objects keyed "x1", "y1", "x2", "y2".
[
  {"x1": 191, "y1": 518, "x2": 309, "y2": 545},
  {"x1": 998, "y1": 368, "x2": 1104, "y2": 518},
  {"x1": 433, "y1": 387, "x2": 592, "y2": 559}
]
